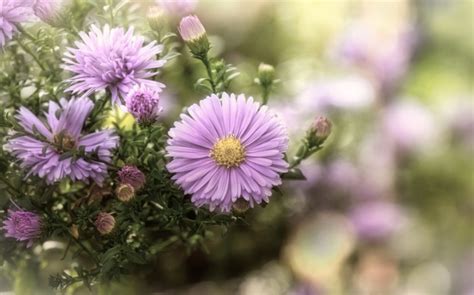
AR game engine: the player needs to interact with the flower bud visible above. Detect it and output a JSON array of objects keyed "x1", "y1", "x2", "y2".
[
  {"x1": 118, "y1": 165, "x2": 146, "y2": 190},
  {"x1": 116, "y1": 183, "x2": 135, "y2": 202},
  {"x1": 33, "y1": 0, "x2": 71, "y2": 27},
  {"x1": 232, "y1": 198, "x2": 250, "y2": 213},
  {"x1": 312, "y1": 116, "x2": 332, "y2": 140},
  {"x1": 257, "y1": 63, "x2": 275, "y2": 86},
  {"x1": 147, "y1": 6, "x2": 167, "y2": 32},
  {"x1": 178, "y1": 15, "x2": 210, "y2": 56},
  {"x1": 95, "y1": 212, "x2": 115, "y2": 235}
]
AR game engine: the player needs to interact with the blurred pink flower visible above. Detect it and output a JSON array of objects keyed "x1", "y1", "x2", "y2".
[
  {"x1": 158, "y1": 0, "x2": 196, "y2": 17},
  {"x1": 350, "y1": 201, "x2": 404, "y2": 241},
  {"x1": 297, "y1": 75, "x2": 375, "y2": 112},
  {"x1": 383, "y1": 100, "x2": 437, "y2": 153},
  {"x1": 334, "y1": 21, "x2": 417, "y2": 96}
]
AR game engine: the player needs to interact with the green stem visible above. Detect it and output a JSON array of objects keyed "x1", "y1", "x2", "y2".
[
  {"x1": 288, "y1": 145, "x2": 322, "y2": 169},
  {"x1": 200, "y1": 55, "x2": 217, "y2": 93},
  {"x1": 70, "y1": 233, "x2": 101, "y2": 265},
  {"x1": 261, "y1": 87, "x2": 270, "y2": 105},
  {"x1": 17, "y1": 26, "x2": 37, "y2": 42},
  {"x1": 0, "y1": 176, "x2": 21, "y2": 195},
  {"x1": 16, "y1": 38, "x2": 47, "y2": 72}
]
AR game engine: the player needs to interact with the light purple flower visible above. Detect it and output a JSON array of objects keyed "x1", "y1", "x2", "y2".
[
  {"x1": 125, "y1": 84, "x2": 162, "y2": 124},
  {"x1": 4, "y1": 97, "x2": 119, "y2": 184},
  {"x1": 63, "y1": 25, "x2": 166, "y2": 104},
  {"x1": 33, "y1": 0, "x2": 70, "y2": 27},
  {"x1": 349, "y1": 201, "x2": 403, "y2": 241},
  {"x1": 118, "y1": 165, "x2": 146, "y2": 190},
  {"x1": 166, "y1": 93, "x2": 289, "y2": 212},
  {"x1": 2, "y1": 209, "x2": 42, "y2": 247},
  {"x1": 158, "y1": 0, "x2": 197, "y2": 16},
  {"x1": 0, "y1": 0, "x2": 34, "y2": 47}
]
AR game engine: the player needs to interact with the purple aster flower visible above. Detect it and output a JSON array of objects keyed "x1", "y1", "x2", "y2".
[
  {"x1": 166, "y1": 93, "x2": 289, "y2": 212},
  {"x1": 2, "y1": 209, "x2": 42, "y2": 247},
  {"x1": 0, "y1": 0, "x2": 34, "y2": 47},
  {"x1": 63, "y1": 25, "x2": 166, "y2": 104},
  {"x1": 117, "y1": 165, "x2": 146, "y2": 190},
  {"x1": 125, "y1": 84, "x2": 162, "y2": 124},
  {"x1": 4, "y1": 97, "x2": 119, "y2": 184}
]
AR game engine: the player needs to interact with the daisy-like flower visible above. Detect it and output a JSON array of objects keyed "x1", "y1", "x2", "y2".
[
  {"x1": 0, "y1": 0, "x2": 34, "y2": 47},
  {"x1": 4, "y1": 97, "x2": 119, "y2": 184},
  {"x1": 63, "y1": 25, "x2": 166, "y2": 104},
  {"x1": 2, "y1": 209, "x2": 42, "y2": 247},
  {"x1": 166, "y1": 93, "x2": 289, "y2": 212}
]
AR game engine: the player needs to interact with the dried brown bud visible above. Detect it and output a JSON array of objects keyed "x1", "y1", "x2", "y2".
[
  {"x1": 70, "y1": 224, "x2": 79, "y2": 239},
  {"x1": 232, "y1": 198, "x2": 250, "y2": 213},
  {"x1": 116, "y1": 183, "x2": 135, "y2": 202},
  {"x1": 95, "y1": 212, "x2": 115, "y2": 235}
]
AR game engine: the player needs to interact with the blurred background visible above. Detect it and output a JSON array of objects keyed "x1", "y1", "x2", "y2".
[{"x1": 1, "y1": 0, "x2": 473, "y2": 294}]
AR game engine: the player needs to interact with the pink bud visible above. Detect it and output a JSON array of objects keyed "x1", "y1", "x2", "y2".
[
  {"x1": 178, "y1": 15, "x2": 206, "y2": 42},
  {"x1": 116, "y1": 183, "x2": 135, "y2": 202},
  {"x1": 312, "y1": 116, "x2": 332, "y2": 139}
]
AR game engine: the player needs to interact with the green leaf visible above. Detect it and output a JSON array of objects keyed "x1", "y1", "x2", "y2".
[{"x1": 281, "y1": 168, "x2": 307, "y2": 180}]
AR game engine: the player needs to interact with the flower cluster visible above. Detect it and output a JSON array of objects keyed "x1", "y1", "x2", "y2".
[{"x1": 0, "y1": 8, "x2": 327, "y2": 291}]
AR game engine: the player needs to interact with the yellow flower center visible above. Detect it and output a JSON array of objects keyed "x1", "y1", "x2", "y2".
[
  {"x1": 54, "y1": 133, "x2": 76, "y2": 151},
  {"x1": 210, "y1": 135, "x2": 246, "y2": 168}
]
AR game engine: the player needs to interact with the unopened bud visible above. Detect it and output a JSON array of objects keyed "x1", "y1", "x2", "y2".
[
  {"x1": 178, "y1": 15, "x2": 209, "y2": 56},
  {"x1": 33, "y1": 0, "x2": 71, "y2": 28},
  {"x1": 257, "y1": 63, "x2": 275, "y2": 86},
  {"x1": 116, "y1": 183, "x2": 135, "y2": 202},
  {"x1": 312, "y1": 116, "x2": 332, "y2": 140},
  {"x1": 147, "y1": 6, "x2": 167, "y2": 32},
  {"x1": 117, "y1": 165, "x2": 146, "y2": 190},
  {"x1": 232, "y1": 198, "x2": 250, "y2": 213},
  {"x1": 95, "y1": 212, "x2": 115, "y2": 235}
]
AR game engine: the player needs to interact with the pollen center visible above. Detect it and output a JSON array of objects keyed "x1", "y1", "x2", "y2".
[
  {"x1": 210, "y1": 135, "x2": 245, "y2": 168},
  {"x1": 54, "y1": 133, "x2": 76, "y2": 151}
]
